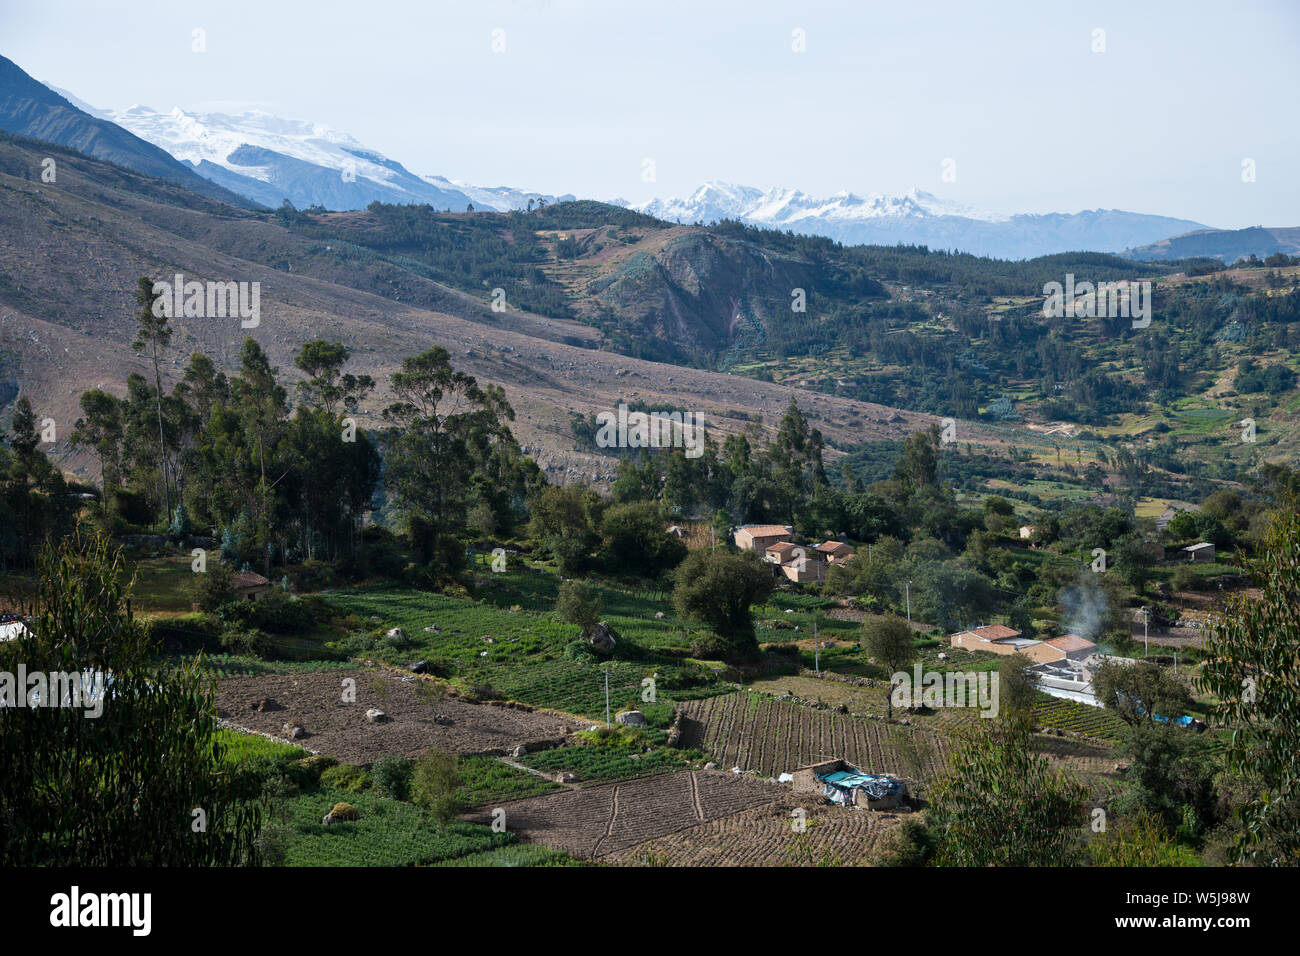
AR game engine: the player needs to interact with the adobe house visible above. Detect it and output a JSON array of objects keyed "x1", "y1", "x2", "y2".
[
  {"x1": 232, "y1": 570, "x2": 272, "y2": 601},
  {"x1": 814, "y1": 540, "x2": 855, "y2": 565},
  {"x1": 950, "y1": 624, "x2": 1066, "y2": 664},
  {"x1": 1181, "y1": 542, "x2": 1216, "y2": 563},
  {"x1": 791, "y1": 759, "x2": 908, "y2": 810},
  {"x1": 1156, "y1": 503, "x2": 1200, "y2": 533},
  {"x1": 1043, "y1": 633, "x2": 1097, "y2": 662},
  {"x1": 733, "y1": 524, "x2": 794, "y2": 553},
  {"x1": 764, "y1": 541, "x2": 820, "y2": 583}
]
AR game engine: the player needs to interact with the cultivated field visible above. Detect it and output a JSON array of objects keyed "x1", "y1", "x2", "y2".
[
  {"x1": 606, "y1": 793, "x2": 903, "y2": 867},
  {"x1": 216, "y1": 668, "x2": 574, "y2": 764},
  {"x1": 461, "y1": 770, "x2": 785, "y2": 859},
  {"x1": 678, "y1": 691, "x2": 951, "y2": 780}
]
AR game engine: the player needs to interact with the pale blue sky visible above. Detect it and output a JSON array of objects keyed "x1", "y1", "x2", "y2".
[{"x1": 5, "y1": 0, "x2": 1298, "y2": 227}]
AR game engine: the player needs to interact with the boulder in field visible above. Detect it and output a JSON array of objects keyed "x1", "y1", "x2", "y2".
[
  {"x1": 409, "y1": 660, "x2": 429, "y2": 674},
  {"x1": 365, "y1": 708, "x2": 389, "y2": 723},
  {"x1": 385, "y1": 628, "x2": 407, "y2": 643},
  {"x1": 615, "y1": 710, "x2": 646, "y2": 727},
  {"x1": 283, "y1": 722, "x2": 307, "y2": 739},
  {"x1": 586, "y1": 621, "x2": 618, "y2": 653}
]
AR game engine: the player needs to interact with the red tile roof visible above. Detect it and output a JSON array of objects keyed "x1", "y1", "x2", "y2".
[{"x1": 1045, "y1": 634, "x2": 1096, "y2": 653}]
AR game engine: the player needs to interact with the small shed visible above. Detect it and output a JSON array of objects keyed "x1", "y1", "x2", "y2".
[
  {"x1": 1181, "y1": 542, "x2": 1216, "y2": 563},
  {"x1": 791, "y1": 759, "x2": 908, "y2": 810},
  {"x1": 232, "y1": 570, "x2": 272, "y2": 601}
]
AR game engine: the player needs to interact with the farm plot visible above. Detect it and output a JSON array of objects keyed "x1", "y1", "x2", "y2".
[
  {"x1": 606, "y1": 794, "x2": 902, "y2": 867},
  {"x1": 461, "y1": 770, "x2": 785, "y2": 859},
  {"x1": 747, "y1": 674, "x2": 980, "y2": 732},
  {"x1": 678, "y1": 692, "x2": 950, "y2": 780},
  {"x1": 216, "y1": 668, "x2": 574, "y2": 765}
]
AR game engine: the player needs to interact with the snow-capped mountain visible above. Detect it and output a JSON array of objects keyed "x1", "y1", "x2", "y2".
[
  {"x1": 40, "y1": 77, "x2": 1210, "y2": 258},
  {"x1": 630, "y1": 181, "x2": 1209, "y2": 260}
]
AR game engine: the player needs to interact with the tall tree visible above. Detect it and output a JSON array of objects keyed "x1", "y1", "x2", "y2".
[{"x1": 131, "y1": 276, "x2": 173, "y2": 521}]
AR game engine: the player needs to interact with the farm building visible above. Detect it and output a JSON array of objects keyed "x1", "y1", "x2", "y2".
[
  {"x1": 232, "y1": 570, "x2": 272, "y2": 601},
  {"x1": 1043, "y1": 633, "x2": 1097, "y2": 661},
  {"x1": 1180, "y1": 542, "x2": 1216, "y2": 563},
  {"x1": 1019, "y1": 525, "x2": 1035, "y2": 539},
  {"x1": 791, "y1": 759, "x2": 908, "y2": 810},
  {"x1": 814, "y1": 540, "x2": 855, "y2": 565},
  {"x1": 949, "y1": 624, "x2": 1066, "y2": 664},
  {"x1": 734, "y1": 524, "x2": 794, "y2": 553}
]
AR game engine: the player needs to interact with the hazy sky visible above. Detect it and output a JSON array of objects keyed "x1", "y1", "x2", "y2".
[{"x1": 5, "y1": 0, "x2": 1298, "y2": 227}]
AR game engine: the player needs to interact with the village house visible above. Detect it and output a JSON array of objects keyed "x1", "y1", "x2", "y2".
[
  {"x1": 232, "y1": 570, "x2": 272, "y2": 601},
  {"x1": 733, "y1": 524, "x2": 794, "y2": 553},
  {"x1": 949, "y1": 624, "x2": 1066, "y2": 664},
  {"x1": 1180, "y1": 542, "x2": 1216, "y2": 563},
  {"x1": 1043, "y1": 633, "x2": 1098, "y2": 661}
]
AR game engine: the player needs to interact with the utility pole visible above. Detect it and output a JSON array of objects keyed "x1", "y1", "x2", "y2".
[
  {"x1": 604, "y1": 668, "x2": 611, "y2": 728},
  {"x1": 814, "y1": 618, "x2": 820, "y2": 674},
  {"x1": 905, "y1": 581, "x2": 912, "y2": 626},
  {"x1": 1142, "y1": 606, "x2": 1150, "y2": 657}
]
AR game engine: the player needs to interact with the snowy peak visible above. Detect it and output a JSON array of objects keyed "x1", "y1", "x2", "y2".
[{"x1": 634, "y1": 181, "x2": 1010, "y2": 226}]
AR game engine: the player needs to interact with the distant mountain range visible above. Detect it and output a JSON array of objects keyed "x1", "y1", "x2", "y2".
[
  {"x1": 6, "y1": 53, "x2": 1291, "y2": 261},
  {"x1": 628, "y1": 182, "x2": 1211, "y2": 260}
]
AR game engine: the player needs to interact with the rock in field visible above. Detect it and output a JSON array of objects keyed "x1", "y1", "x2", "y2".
[
  {"x1": 615, "y1": 710, "x2": 646, "y2": 727},
  {"x1": 365, "y1": 708, "x2": 389, "y2": 723}
]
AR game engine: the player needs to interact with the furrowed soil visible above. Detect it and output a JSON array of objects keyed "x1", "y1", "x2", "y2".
[
  {"x1": 216, "y1": 668, "x2": 574, "y2": 764},
  {"x1": 606, "y1": 793, "x2": 904, "y2": 867},
  {"x1": 461, "y1": 770, "x2": 786, "y2": 859},
  {"x1": 679, "y1": 691, "x2": 950, "y2": 780}
]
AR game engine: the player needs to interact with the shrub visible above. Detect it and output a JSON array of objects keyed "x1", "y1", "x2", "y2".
[
  {"x1": 321, "y1": 763, "x2": 370, "y2": 792},
  {"x1": 372, "y1": 755, "x2": 414, "y2": 801},
  {"x1": 563, "y1": 639, "x2": 596, "y2": 663},
  {"x1": 412, "y1": 750, "x2": 462, "y2": 825},
  {"x1": 328, "y1": 801, "x2": 359, "y2": 822}
]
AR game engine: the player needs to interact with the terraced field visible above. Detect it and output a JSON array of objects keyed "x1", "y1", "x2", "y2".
[
  {"x1": 461, "y1": 770, "x2": 784, "y2": 859},
  {"x1": 606, "y1": 793, "x2": 902, "y2": 867},
  {"x1": 678, "y1": 692, "x2": 951, "y2": 780}
]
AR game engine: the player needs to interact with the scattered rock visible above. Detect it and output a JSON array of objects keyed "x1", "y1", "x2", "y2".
[
  {"x1": 408, "y1": 660, "x2": 429, "y2": 674},
  {"x1": 703, "y1": 762, "x2": 718, "y2": 770},
  {"x1": 423, "y1": 625, "x2": 440, "y2": 634},
  {"x1": 434, "y1": 714, "x2": 455, "y2": 726},
  {"x1": 384, "y1": 628, "x2": 407, "y2": 643},
  {"x1": 556, "y1": 771, "x2": 578, "y2": 784},
  {"x1": 615, "y1": 710, "x2": 646, "y2": 727},
  {"x1": 365, "y1": 708, "x2": 389, "y2": 723},
  {"x1": 654, "y1": 611, "x2": 665, "y2": 620},
  {"x1": 587, "y1": 621, "x2": 618, "y2": 652},
  {"x1": 249, "y1": 697, "x2": 278, "y2": 712},
  {"x1": 283, "y1": 722, "x2": 307, "y2": 739},
  {"x1": 1113, "y1": 763, "x2": 1130, "y2": 773},
  {"x1": 511, "y1": 744, "x2": 528, "y2": 758}
]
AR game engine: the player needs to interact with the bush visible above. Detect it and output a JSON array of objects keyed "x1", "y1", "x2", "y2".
[
  {"x1": 328, "y1": 801, "x2": 359, "y2": 822},
  {"x1": 372, "y1": 755, "x2": 414, "y2": 801},
  {"x1": 412, "y1": 750, "x2": 462, "y2": 825},
  {"x1": 320, "y1": 763, "x2": 370, "y2": 792},
  {"x1": 563, "y1": 639, "x2": 596, "y2": 663}
]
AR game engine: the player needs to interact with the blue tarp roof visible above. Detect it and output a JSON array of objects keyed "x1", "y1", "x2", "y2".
[{"x1": 820, "y1": 770, "x2": 900, "y2": 791}]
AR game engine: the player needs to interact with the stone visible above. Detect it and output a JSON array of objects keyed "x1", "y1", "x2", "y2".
[
  {"x1": 409, "y1": 660, "x2": 429, "y2": 674},
  {"x1": 434, "y1": 715, "x2": 455, "y2": 726},
  {"x1": 385, "y1": 628, "x2": 407, "y2": 643},
  {"x1": 703, "y1": 762, "x2": 718, "y2": 770},
  {"x1": 365, "y1": 708, "x2": 389, "y2": 723},
  {"x1": 283, "y1": 722, "x2": 306, "y2": 739},
  {"x1": 615, "y1": 710, "x2": 646, "y2": 727},
  {"x1": 587, "y1": 621, "x2": 618, "y2": 652},
  {"x1": 250, "y1": 697, "x2": 277, "y2": 712},
  {"x1": 511, "y1": 744, "x2": 528, "y2": 758},
  {"x1": 654, "y1": 611, "x2": 665, "y2": 620},
  {"x1": 557, "y1": 771, "x2": 577, "y2": 784}
]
